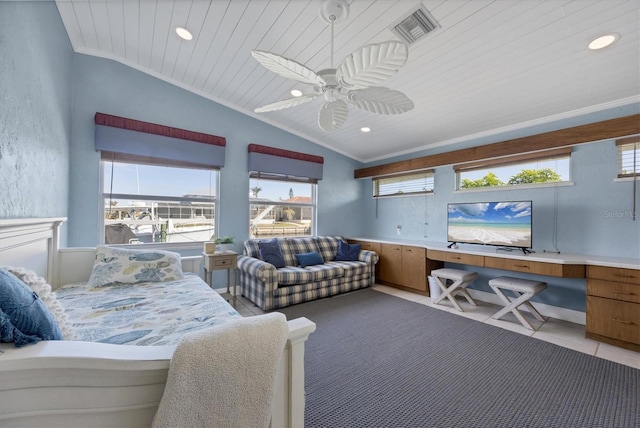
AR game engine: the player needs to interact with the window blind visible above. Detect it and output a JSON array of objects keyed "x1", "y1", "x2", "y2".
[
  {"x1": 247, "y1": 144, "x2": 324, "y2": 181},
  {"x1": 616, "y1": 136, "x2": 640, "y2": 178},
  {"x1": 373, "y1": 170, "x2": 434, "y2": 197},
  {"x1": 454, "y1": 147, "x2": 572, "y2": 172}
]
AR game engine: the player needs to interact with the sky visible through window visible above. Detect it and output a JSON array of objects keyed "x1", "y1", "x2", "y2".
[
  {"x1": 104, "y1": 163, "x2": 216, "y2": 197},
  {"x1": 250, "y1": 179, "x2": 311, "y2": 201},
  {"x1": 103, "y1": 162, "x2": 310, "y2": 201},
  {"x1": 460, "y1": 157, "x2": 570, "y2": 182}
]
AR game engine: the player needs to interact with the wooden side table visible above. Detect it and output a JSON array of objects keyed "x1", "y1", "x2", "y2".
[{"x1": 203, "y1": 251, "x2": 238, "y2": 307}]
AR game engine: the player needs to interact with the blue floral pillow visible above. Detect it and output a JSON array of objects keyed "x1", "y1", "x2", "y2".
[
  {"x1": 0, "y1": 267, "x2": 63, "y2": 347},
  {"x1": 87, "y1": 246, "x2": 185, "y2": 287}
]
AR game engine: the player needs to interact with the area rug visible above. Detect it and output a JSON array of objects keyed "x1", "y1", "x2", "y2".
[{"x1": 279, "y1": 288, "x2": 639, "y2": 428}]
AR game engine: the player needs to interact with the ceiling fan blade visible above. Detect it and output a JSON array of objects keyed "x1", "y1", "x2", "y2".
[
  {"x1": 255, "y1": 94, "x2": 319, "y2": 113},
  {"x1": 347, "y1": 87, "x2": 414, "y2": 115},
  {"x1": 318, "y1": 100, "x2": 348, "y2": 132},
  {"x1": 251, "y1": 50, "x2": 325, "y2": 86},
  {"x1": 336, "y1": 41, "x2": 409, "y2": 90}
]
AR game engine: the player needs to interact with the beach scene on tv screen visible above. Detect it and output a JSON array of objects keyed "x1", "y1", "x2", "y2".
[{"x1": 448, "y1": 201, "x2": 532, "y2": 247}]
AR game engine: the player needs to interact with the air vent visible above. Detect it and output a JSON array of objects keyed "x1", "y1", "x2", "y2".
[{"x1": 391, "y1": 7, "x2": 439, "y2": 45}]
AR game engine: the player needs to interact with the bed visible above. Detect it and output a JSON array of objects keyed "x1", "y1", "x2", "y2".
[{"x1": 0, "y1": 218, "x2": 316, "y2": 428}]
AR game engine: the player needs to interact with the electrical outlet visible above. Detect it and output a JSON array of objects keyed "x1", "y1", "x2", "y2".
[{"x1": 396, "y1": 225, "x2": 402, "y2": 235}]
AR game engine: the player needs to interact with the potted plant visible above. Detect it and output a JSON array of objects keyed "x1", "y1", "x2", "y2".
[
  {"x1": 213, "y1": 236, "x2": 234, "y2": 253},
  {"x1": 203, "y1": 236, "x2": 234, "y2": 254}
]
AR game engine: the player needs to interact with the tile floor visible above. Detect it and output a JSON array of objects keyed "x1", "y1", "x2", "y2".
[{"x1": 219, "y1": 284, "x2": 640, "y2": 370}]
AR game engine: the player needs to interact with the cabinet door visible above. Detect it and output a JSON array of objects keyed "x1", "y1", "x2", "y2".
[
  {"x1": 587, "y1": 295, "x2": 640, "y2": 345},
  {"x1": 402, "y1": 246, "x2": 426, "y2": 291},
  {"x1": 379, "y1": 244, "x2": 402, "y2": 285}
]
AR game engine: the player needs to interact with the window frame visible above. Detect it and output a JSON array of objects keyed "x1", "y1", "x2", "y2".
[
  {"x1": 373, "y1": 170, "x2": 435, "y2": 198},
  {"x1": 454, "y1": 147, "x2": 572, "y2": 191},
  {"x1": 616, "y1": 136, "x2": 640, "y2": 179},
  {"x1": 249, "y1": 172, "x2": 317, "y2": 238},
  {"x1": 99, "y1": 157, "x2": 219, "y2": 248}
]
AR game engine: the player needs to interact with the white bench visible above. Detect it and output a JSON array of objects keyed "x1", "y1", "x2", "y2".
[
  {"x1": 431, "y1": 268, "x2": 479, "y2": 312},
  {"x1": 488, "y1": 276, "x2": 548, "y2": 330}
]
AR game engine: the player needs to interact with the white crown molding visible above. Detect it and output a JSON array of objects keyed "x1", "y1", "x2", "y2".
[{"x1": 361, "y1": 96, "x2": 640, "y2": 163}]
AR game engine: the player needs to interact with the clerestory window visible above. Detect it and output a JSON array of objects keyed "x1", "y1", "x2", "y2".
[{"x1": 455, "y1": 147, "x2": 571, "y2": 191}]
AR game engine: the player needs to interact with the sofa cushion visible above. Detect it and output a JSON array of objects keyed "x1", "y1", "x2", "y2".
[
  {"x1": 277, "y1": 267, "x2": 316, "y2": 286},
  {"x1": 286, "y1": 238, "x2": 320, "y2": 266},
  {"x1": 258, "y1": 239, "x2": 286, "y2": 268},
  {"x1": 304, "y1": 263, "x2": 344, "y2": 281},
  {"x1": 295, "y1": 251, "x2": 324, "y2": 268},
  {"x1": 335, "y1": 241, "x2": 361, "y2": 261},
  {"x1": 329, "y1": 261, "x2": 369, "y2": 277},
  {"x1": 314, "y1": 236, "x2": 341, "y2": 262},
  {"x1": 244, "y1": 240, "x2": 261, "y2": 259}
]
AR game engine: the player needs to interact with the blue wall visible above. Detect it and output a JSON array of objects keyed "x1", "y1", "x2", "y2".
[
  {"x1": 0, "y1": 1, "x2": 72, "y2": 244},
  {"x1": 359, "y1": 104, "x2": 640, "y2": 311},
  {"x1": 68, "y1": 54, "x2": 365, "y2": 248},
  {"x1": 2, "y1": 3, "x2": 638, "y2": 314}
]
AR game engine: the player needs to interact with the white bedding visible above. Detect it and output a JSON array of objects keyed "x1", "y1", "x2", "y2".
[{"x1": 56, "y1": 273, "x2": 241, "y2": 346}]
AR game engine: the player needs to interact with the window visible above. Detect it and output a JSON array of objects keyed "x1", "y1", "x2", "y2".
[
  {"x1": 373, "y1": 170, "x2": 434, "y2": 198},
  {"x1": 455, "y1": 148, "x2": 571, "y2": 190},
  {"x1": 103, "y1": 159, "x2": 218, "y2": 245},
  {"x1": 249, "y1": 173, "x2": 316, "y2": 238},
  {"x1": 617, "y1": 136, "x2": 640, "y2": 178},
  {"x1": 94, "y1": 112, "x2": 226, "y2": 246}
]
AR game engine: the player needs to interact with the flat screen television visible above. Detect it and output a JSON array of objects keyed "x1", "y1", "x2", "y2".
[{"x1": 447, "y1": 201, "x2": 532, "y2": 252}]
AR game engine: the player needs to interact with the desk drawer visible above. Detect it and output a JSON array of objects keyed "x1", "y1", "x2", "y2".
[
  {"x1": 484, "y1": 257, "x2": 584, "y2": 278},
  {"x1": 588, "y1": 279, "x2": 640, "y2": 304},
  {"x1": 587, "y1": 266, "x2": 640, "y2": 285},
  {"x1": 587, "y1": 296, "x2": 640, "y2": 345},
  {"x1": 427, "y1": 250, "x2": 484, "y2": 266}
]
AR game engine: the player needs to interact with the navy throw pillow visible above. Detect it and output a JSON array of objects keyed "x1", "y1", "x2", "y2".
[
  {"x1": 335, "y1": 241, "x2": 361, "y2": 261},
  {"x1": 0, "y1": 308, "x2": 41, "y2": 347},
  {"x1": 0, "y1": 267, "x2": 63, "y2": 346},
  {"x1": 257, "y1": 239, "x2": 286, "y2": 268},
  {"x1": 295, "y1": 252, "x2": 324, "y2": 268}
]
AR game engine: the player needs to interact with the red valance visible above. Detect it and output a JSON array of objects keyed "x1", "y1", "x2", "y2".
[{"x1": 95, "y1": 113, "x2": 226, "y2": 147}]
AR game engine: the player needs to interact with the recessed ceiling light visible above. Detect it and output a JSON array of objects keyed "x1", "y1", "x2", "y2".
[
  {"x1": 290, "y1": 89, "x2": 303, "y2": 97},
  {"x1": 176, "y1": 26, "x2": 193, "y2": 41},
  {"x1": 588, "y1": 33, "x2": 619, "y2": 50},
  {"x1": 360, "y1": 127, "x2": 371, "y2": 133}
]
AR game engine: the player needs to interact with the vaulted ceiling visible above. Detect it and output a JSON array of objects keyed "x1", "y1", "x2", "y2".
[{"x1": 55, "y1": 0, "x2": 639, "y2": 162}]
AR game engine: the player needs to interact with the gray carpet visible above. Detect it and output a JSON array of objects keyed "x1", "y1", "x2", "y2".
[{"x1": 279, "y1": 288, "x2": 640, "y2": 428}]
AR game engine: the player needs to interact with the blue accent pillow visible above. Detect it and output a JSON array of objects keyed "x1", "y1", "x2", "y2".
[
  {"x1": 335, "y1": 241, "x2": 361, "y2": 261},
  {"x1": 0, "y1": 267, "x2": 63, "y2": 346},
  {"x1": 295, "y1": 251, "x2": 324, "y2": 268},
  {"x1": 258, "y1": 239, "x2": 286, "y2": 268}
]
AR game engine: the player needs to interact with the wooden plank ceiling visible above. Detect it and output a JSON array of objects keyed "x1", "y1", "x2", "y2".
[{"x1": 55, "y1": 0, "x2": 640, "y2": 162}]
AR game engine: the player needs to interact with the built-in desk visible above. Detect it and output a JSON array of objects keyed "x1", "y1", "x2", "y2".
[
  {"x1": 349, "y1": 238, "x2": 640, "y2": 351},
  {"x1": 426, "y1": 248, "x2": 586, "y2": 278}
]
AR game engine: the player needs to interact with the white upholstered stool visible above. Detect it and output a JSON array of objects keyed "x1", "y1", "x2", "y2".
[
  {"x1": 431, "y1": 268, "x2": 479, "y2": 312},
  {"x1": 489, "y1": 276, "x2": 547, "y2": 330}
]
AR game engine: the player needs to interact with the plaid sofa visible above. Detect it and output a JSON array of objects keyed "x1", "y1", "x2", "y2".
[{"x1": 238, "y1": 236, "x2": 379, "y2": 311}]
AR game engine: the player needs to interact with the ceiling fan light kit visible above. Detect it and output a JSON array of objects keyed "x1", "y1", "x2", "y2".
[{"x1": 251, "y1": 0, "x2": 414, "y2": 132}]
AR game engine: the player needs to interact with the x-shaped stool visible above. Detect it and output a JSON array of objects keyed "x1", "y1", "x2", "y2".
[
  {"x1": 489, "y1": 276, "x2": 547, "y2": 330},
  {"x1": 431, "y1": 268, "x2": 479, "y2": 312}
]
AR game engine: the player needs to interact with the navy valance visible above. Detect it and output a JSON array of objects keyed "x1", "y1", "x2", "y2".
[
  {"x1": 95, "y1": 113, "x2": 226, "y2": 169},
  {"x1": 248, "y1": 144, "x2": 324, "y2": 181}
]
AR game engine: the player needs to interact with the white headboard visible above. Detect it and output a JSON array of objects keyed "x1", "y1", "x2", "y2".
[{"x1": 0, "y1": 217, "x2": 66, "y2": 282}]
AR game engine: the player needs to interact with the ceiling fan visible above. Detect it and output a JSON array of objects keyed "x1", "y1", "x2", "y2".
[{"x1": 251, "y1": 0, "x2": 414, "y2": 132}]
